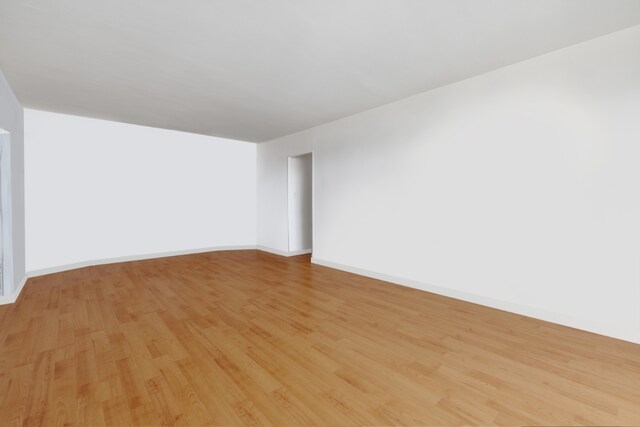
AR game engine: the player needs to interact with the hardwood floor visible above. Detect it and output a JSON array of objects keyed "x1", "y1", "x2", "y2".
[{"x1": 1, "y1": 250, "x2": 640, "y2": 426}]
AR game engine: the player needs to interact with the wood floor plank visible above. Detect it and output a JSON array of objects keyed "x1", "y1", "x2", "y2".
[{"x1": 1, "y1": 249, "x2": 640, "y2": 426}]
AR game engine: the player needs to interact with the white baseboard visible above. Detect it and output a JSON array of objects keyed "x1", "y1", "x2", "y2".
[
  {"x1": 0, "y1": 245, "x2": 316, "y2": 305},
  {"x1": 311, "y1": 257, "x2": 640, "y2": 345},
  {"x1": 257, "y1": 246, "x2": 312, "y2": 257},
  {"x1": 11, "y1": 249, "x2": 635, "y2": 344},
  {"x1": 0, "y1": 245, "x2": 258, "y2": 305},
  {"x1": 26, "y1": 245, "x2": 259, "y2": 279},
  {"x1": 0, "y1": 274, "x2": 29, "y2": 305}
]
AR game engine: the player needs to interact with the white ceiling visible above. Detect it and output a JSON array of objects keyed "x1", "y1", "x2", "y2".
[{"x1": 1, "y1": 1, "x2": 639, "y2": 142}]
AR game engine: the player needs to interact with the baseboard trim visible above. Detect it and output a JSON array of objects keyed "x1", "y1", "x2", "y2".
[
  {"x1": 1, "y1": 245, "x2": 257, "y2": 305},
  {"x1": 10, "y1": 250, "x2": 634, "y2": 344},
  {"x1": 27, "y1": 245, "x2": 259, "y2": 279},
  {"x1": 311, "y1": 257, "x2": 640, "y2": 345},
  {"x1": 0, "y1": 274, "x2": 29, "y2": 305},
  {"x1": 0, "y1": 245, "x2": 315, "y2": 305},
  {"x1": 257, "y1": 246, "x2": 312, "y2": 257}
]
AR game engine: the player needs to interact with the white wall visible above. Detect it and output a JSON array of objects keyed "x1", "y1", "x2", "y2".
[
  {"x1": 257, "y1": 25, "x2": 640, "y2": 343},
  {"x1": 288, "y1": 153, "x2": 313, "y2": 252},
  {"x1": 0, "y1": 69, "x2": 25, "y2": 297},
  {"x1": 25, "y1": 109, "x2": 256, "y2": 272}
]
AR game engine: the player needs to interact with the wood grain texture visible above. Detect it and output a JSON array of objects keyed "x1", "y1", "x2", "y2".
[{"x1": 1, "y1": 250, "x2": 640, "y2": 426}]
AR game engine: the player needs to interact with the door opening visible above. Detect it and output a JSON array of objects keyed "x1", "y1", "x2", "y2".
[
  {"x1": 0, "y1": 129, "x2": 13, "y2": 297},
  {"x1": 287, "y1": 153, "x2": 313, "y2": 254}
]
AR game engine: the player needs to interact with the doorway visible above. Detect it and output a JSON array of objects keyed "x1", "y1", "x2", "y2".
[
  {"x1": 0, "y1": 129, "x2": 12, "y2": 297},
  {"x1": 287, "y1": 153, "x2": 313, "y2": 254}
]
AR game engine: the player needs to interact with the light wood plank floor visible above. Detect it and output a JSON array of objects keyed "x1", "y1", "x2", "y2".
[{"x1": 1, "y1": 250, "x2": 640, "y2": 426}]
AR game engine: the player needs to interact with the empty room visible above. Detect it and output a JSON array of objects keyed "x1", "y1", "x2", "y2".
[{"x1": 1, "y1": 1, "x2": 640, "y2": 426}]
